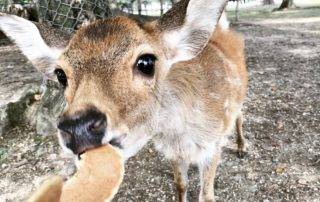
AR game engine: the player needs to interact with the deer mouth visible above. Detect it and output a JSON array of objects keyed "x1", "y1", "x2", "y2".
[
  {"x1": 78, "y1": 151, "x2": 85, "y2": 160},
  {"x1": 76, "y1": 144, "x2": 102, "y2": 159},
  {"x1": 108, "y1": 133, "x2": 127, "y2": 149}
]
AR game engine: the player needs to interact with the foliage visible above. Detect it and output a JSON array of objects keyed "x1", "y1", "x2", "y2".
[
  {"x1": 0, "y1": 0, "x2": 32, "y2": 6},
  {"x1": 13, "y1": 0, "x2": 32, "y2": 5},
  {"x1": 227, "y1": 7, "x2": 320, "y2": 21},
  {"x1": 0, "y1": 147, "x2": 8, "y2": 164}
]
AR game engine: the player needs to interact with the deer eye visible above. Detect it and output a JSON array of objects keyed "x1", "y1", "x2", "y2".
[
  {"x1": 135, "y1": 54, "x2": 156, "y2": 77},
  {"x1": 54, "y1": 69, "x2": 68, "y2": 87}
]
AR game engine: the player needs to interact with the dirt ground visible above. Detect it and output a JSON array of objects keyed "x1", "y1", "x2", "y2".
[{"x1": 0, "y1": 10, "x2": 320, "y2": 202}]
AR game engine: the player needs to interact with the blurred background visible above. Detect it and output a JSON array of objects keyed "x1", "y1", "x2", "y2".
[
  {"x1": 0, "y1": 0, "x2": 319, "y2": 201},
  {"x1": 0, "y1": 0, "x2": 319, "y2": 31}
]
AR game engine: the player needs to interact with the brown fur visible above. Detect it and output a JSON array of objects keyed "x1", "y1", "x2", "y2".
[
  {"x1": 211, "y1": 27, "x2": 248, "y2": 102},
  {"x1": 58, "y1": 15, "x2": 247, "y2": 201},
  {"x1": 172, "y1": 160, "x2": 189, "y2": 202},
  {"x1": 59, "y1": 17, "x2": 159, "y2": 129},
  {"x1": 166, "y1": 27, "x2": 247, "y2": 133}
]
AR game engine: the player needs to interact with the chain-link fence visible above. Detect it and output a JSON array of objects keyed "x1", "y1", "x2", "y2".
[
  {"x1": 0, "y1": 0, "x2": 267, "y2": 31},
  {"x1": 38, "y1": 0, "x2": 112, "y2": 32},
  {"x1": 0, "y1": 0, "x2": 32, "y2": 14},
  {"x1": 0, "y1": 0, "x2": 112, "y2": 32}
]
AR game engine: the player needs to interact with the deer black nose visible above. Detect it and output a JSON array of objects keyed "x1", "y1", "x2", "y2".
[{"x1": 57, "y1": 109, "x2": 106, "y2": 154}]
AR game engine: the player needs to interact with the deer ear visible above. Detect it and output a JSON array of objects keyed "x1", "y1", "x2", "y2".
[
  {"x1": 157, "y1": 0, "x2": 228, "y2": 65},
  {"x1": 0, "y1": 14, "x2": 62, "y2": 75}
]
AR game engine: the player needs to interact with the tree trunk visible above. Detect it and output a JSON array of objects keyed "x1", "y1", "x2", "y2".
[
  {"x1": 278, "y1": 0, "x2": 293, "y2": 10},
  {"x1": 263, "y1": 0, "x2": 274, "y2": 5},
  {"x1": 137, "y1": 0, "x2": 142, "y2": 15},
  {"x1": 235, "y1": 0, "x2": 240, "y2": 21},
  {"x1": 159, "y1": 0, "x2": 164, "y2": 15},
  {"x1": 170, "y1": 0, "x2": 179, "y2": 5}
]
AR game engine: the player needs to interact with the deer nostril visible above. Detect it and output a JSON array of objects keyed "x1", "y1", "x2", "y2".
[
  {"x1": 88, "y1": 118, "x2": 106, "y2": 134},
  {"x1": 57, "y1": 108, "x2": 106, "y2": 154}
]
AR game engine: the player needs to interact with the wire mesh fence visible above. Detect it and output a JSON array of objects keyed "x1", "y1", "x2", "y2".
[
  {"x1": 38, "y1": 0, "x2": 112, "y2": 32},
  {"x1": 0, "y1": 0, "x2": 267, "y2": 32},
  {"x1": 0, "y1": 0, "x2": 112, "y2": 32},
  {"x1": 0, "y1": 0, "x2": 25, "y2": 13}
]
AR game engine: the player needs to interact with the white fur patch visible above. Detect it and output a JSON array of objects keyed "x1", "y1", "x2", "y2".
[
  {"x1": 163, "y1": 30, "x2": 195, "y2": 65},
  {"x1": 151, "y1": 89, "x2": 224, "y2": 164},
  {"x1": 121, "y1": 126, "x2": 151, "y2": 160},
  {"x1": 186, "y1": 0, "x2": 226, "y2": 29},
  {"x1": 219, "y1": 11, "x2": 230, "y2": 31}
]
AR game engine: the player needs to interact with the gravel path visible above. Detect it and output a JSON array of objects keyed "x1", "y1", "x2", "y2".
[{"x1": 0, "y1": 16, "x2": 319, "y2": 201}]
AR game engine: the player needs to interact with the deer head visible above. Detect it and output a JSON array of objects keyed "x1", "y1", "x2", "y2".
[{"x1": 0, "y1": 0, "x2": 227, "y2": 159}]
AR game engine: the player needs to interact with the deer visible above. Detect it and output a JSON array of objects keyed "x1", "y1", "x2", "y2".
[{"x1": 0, "y1": 0, "x2": 248, "y2": 201}]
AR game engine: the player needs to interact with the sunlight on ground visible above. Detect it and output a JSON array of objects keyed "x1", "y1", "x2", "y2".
[
  {"x1": 226, "y1": 0, "x2": 320, "y2": 22},
  {"x1": 227, "y1": 0, "x2": 320, "y2": 10},
  {"x1": 227, "y1": 7, "x2": 320, "y2": 22},
  {"x1": 287, "y1": 47, "x2": 318, "y2": 58},
  {"x1": 257, "y1": 17, "x2": 320, "y2": 24},
  {"x1": 294, "y1": 0, "x2": 320, "y2": 7}
]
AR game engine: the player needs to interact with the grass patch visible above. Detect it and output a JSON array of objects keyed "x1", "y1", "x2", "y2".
[
  {"x1": 0, "y1": 147, "x2": 8, "y2": 164},
  {"x1": 227, "y1": 6, "x2": 320, "y2": 21}
]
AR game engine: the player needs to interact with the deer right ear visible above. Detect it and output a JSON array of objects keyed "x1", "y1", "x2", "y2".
[
  {"x1": 0, "y1": 13, "x2": 62, "y2": 76},
  {"x1": 156, "y1": 0, "x2": 227, "y2": 66}
]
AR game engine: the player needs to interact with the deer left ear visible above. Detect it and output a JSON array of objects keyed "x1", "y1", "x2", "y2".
[
  {"x1": 156, "y1": 0, "x2": 228, "y2": 65},
  {"x1": 0, "y1": 13, "x2": 62, "y2": 75}
]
